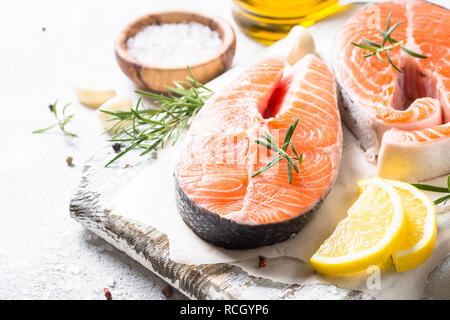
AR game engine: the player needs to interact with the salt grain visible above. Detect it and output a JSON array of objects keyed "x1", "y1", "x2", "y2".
[
  {"x1": 67, "y1": 265, "x2": 81, "y2": 274},
  {"x1": 107, "y1": 277, "x2": 116, "y2": 288},
  {"x1": 127, "y1": 22, "x2": 222, "y2": 68}
]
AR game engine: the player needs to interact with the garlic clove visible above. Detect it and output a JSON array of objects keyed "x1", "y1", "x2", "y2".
[
  {"x1": 287, "y1": 26, "x2": 316, "y2": 65},
  {"x1": 97, "y1": 95, "x2": 133, "y2": 133},
  {"x1": 73, "y1": 78, "x2": 116, "y2": 108}
]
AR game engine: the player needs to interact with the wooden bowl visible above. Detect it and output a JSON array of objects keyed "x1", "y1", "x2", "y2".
[{"x1": 115, "y1": 11, "x2": 236, "y2": 92}]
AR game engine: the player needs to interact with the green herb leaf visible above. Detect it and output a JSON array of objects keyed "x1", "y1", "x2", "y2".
[
  {"x1": 382, "y1": 20, "x2": 402, "y2": 47},
  {"x1": 251, "y1": 155, "x2": 283, "y2": 178},
  {"x1": 386, "y1": 51, "x2": 403, "y2": 73},
  {"x1": 287, "y1": 162, "x2": 292, "y2": 184},
  {"x1": 361, "y1": 38, "x2": 381, "y2": 48},
  {"x1": 252, "y1": 119, "x2": 303, "y2": 184},
  {"x1": 412, "y1": 175, "x2": 450, "y2": 205},
  {"x1": 400, "y1": 45, "x2": 428, "y2": 59},
  {"x1": 434, "y1": 194, "x2": 450, "y2": 206},
  {"x1": 351, "y1": 11, "x2": 427, "y2": 72},
  {"x1": 103, "y1": 67, "x2": 212, "y2": 166},
  {"x1": 32, "y1": 123, "x2": 58, "y2": 134},
  {"x1": 282, "y1": 119, "x2": 299, "y2": 151},
  {"x1": 33, "y1": 101, "x2": 77, "y2": 137},
  {"x1": 386, "y1": 11, "x2": 392, "y2": 30},
  {"x1": 351, "y1": 42, "x2": 377, "y2": 52},
  {"x1": 290, "y1": 141, "x2": 302, "y2": 165},
  {"x1": 411, "y1": 183, "x2": 448, "y2": 193}
]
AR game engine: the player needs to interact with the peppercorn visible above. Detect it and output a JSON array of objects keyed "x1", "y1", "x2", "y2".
[
  {"x1": 48, "y1": 104, "x2": 54, "y2": 112},
  {"x1": 112, "y1": 143, "x2": 121, "y2": 153},
  {"x1": 103, "y1": 288, "x2": 112, "y2": 300},
  {"x1": 66, "y1": 156, "x2": 74, "y2": 167},
  {"x1": 161, "y1": 284, "x2": 173, "y2": 298},
  {"x1": 258, "y1": 256, "x2": 267, "y2": 268}
]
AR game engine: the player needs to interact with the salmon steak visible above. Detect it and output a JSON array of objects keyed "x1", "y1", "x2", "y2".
[
  {"x1": 334, "y1": 0, "x2": 450, "y2": 181},
  {"x1": 175, "y1": 54, "x2": 342, "y2": 249}
]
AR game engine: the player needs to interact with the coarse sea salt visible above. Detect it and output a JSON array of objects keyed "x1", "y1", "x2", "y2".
[{"x1": 126, "y1": 22, "x2": 223, "y2": 68}]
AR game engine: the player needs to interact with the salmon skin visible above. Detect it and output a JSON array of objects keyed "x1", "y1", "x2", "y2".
[
  {"x1": 334, "y1": 0, "x2": 450, "y2": 181},
  {"x1": 175, "y1": 54, "x2": 342, "y2": 249}
]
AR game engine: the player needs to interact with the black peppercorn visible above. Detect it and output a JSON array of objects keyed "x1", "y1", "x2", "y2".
[{"x1": 112, "y1": 143, "x2": 121, "y2": 153}]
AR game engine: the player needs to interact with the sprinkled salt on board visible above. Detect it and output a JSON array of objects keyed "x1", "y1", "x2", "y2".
[{"x1": 126, "y1": 22, "x2": 222, "y2": 68}]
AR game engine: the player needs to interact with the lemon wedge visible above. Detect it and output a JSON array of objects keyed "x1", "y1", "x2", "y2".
[
  {"x1": 358, "y1": 178, "x2": 437, "y2": 272},
  {"x1": 310, "y1": 178, "x2": 404, "y2": 276}
]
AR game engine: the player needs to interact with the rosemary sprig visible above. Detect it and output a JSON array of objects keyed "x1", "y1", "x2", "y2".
[
  {"x1": 252, "y1": 119, "x2": 303, "y2": 184},
  {"x1": 32, "y1": 101, "x2": 77, "y2": 137},
  {"x1": 101, "y1": 68, "x2": 213, "y2": 167},
  {"x1": 351, "y1": 11, "x2": 427, "y2": 73},
  {"x1": 412, "y1": 175, "x2": 450, "y2": 205}
]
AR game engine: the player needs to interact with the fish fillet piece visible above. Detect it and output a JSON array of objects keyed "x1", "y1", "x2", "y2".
[
  {"x1": 188, "y1": 56, "x2": 285, "y2": 136},
  {"x1": 334, "y1": 0, "x2": 450, "y2": 181},
  {"x1": 378, "y1": 123, "x2": 450, "y2": 181},
  {"x1": 175, "y1": 54, "x2": 342, "y2": 249}
]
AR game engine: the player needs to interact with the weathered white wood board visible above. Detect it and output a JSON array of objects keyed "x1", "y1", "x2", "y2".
[{"x1": 70, "y1": 144, "x2": 377, "y2": 299}]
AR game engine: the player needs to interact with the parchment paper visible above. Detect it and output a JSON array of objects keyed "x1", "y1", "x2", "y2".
[{"x1": 110, "y1": 3, "x2": 450, "y2": 299}]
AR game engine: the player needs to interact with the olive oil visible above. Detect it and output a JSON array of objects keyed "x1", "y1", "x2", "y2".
[{"x1": 232, "y1": 0, "x2": 347, "y2": 45}]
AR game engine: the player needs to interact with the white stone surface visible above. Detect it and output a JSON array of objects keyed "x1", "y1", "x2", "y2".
[{"x1": 0, "y1": 0, "x2": 264, "y2": 299}]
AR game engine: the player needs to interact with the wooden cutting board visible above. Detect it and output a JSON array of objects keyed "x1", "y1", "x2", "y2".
[{"x1": 70, "y1": 143, "x2": 374, "y2": 299}]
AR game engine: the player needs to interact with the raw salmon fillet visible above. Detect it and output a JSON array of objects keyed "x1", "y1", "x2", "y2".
[
  {"x1": 175, "y1": 54, "x2": 342, "y2": 249},
  {"x1": 334, "y1": 0, "x2": 450, "y2": 181}
]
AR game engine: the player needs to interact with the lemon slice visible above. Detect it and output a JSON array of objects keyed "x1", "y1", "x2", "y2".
[
  {"x1": 310, "y1": 178, "x2": 404, "y2": 276},
  {"x1": 358, "y1": 178, "x2": 437, "y2": 272}
]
